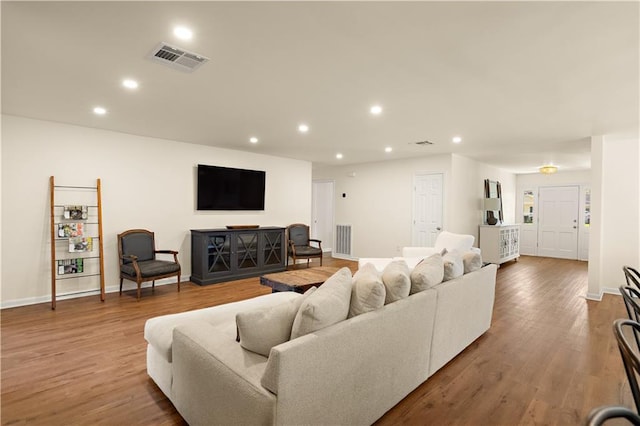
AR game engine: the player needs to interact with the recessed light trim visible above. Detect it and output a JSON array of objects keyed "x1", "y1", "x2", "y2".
[
  {"x1": 93, "y1": 106, "x2": 107, "y2": 115},
  {"x1": 336, "y1": 153, "x2": 343, "y2": 159},
  {"x1": 122, "y1": 79, "x2": 139, "y2": 89},
  {"x1": 249, "y1": 137, "x2": 258, "y2": 144},
  {"x1": 370, "y1": 105, "x2": 383, "y2": 115},
  {"x1": 452, "y1": 136, "x2": 462, "y2": 144},
  {"x1": 298, "y1": 124, "x2": 309, "y2": 133},
  {"x1": 173, "y1": 26, "x2": 193, "y2": 40},
  {"x1": 385, "y1": 147, "x2": 393, "y2": 153}
]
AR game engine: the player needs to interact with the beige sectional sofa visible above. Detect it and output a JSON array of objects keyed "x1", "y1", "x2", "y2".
[{"x1": 144, "y1": 248, "x2": 497, "y2": 425}]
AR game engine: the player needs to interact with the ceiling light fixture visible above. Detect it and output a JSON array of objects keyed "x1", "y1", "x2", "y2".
[
  {"x1": 370, "y1": 105, "x2": 383, "y2": 115},
  {"x1": 249, "y1": 137, "x2": 258, "y2": 144},
  {"x1": 93, "y1": 106, "x2": 107, "y2": 115},
  {"x1": 452, "y1": 136, "x2": 462, "y2": 144},
  {"x1": 173, "y1": 26, "x2": 193, "y2": 40},
  {"x1": 298, "y1": 124, "x2": 309, "y2": 133},
  {"x1": 539, "y1": 165, "x2": 558, "y2": 175},
  {"x1": 385, "y1": 147, "x2": 393, "y2": 153},
  {"x1": 122, "y1": 79, "x2": 139, "y2": 89},
  {"x1": 336, "y1": 153, "x2": 343, "y2": 159}
]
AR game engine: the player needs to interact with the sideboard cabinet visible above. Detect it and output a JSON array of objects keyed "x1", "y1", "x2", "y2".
[
  {"x1": 479, "y1": 224, "x2": 520, "y2": 265},
  {"x1": 191, "y1": 227, "x2": 286, "y2": 285}
]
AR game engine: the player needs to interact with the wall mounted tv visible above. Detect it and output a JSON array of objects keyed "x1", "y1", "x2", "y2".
[{"x1": 197, "y1": 164, "x2": 266, "y2": 211}]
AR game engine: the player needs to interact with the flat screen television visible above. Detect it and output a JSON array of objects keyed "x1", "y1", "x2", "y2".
[{"x1": 197, "y1": 164, "x2": 266, "y2": 211}]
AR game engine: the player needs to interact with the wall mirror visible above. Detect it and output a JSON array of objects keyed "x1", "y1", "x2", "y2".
[{"x1": 484, "y1": 179, "x2": 503, "y2": 225}]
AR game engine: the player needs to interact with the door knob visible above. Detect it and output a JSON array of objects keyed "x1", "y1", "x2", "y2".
[
  {"x1": 573, "y1": 226, "x2": 577, "y2": 229},
  {"x1": 436, "y1": 227, "x2": 442, "y2": 231}
]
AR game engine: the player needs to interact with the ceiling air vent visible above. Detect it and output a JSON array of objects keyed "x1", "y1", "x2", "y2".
[
  {"x1": 147, "y1": 42, "x2": 209, "y2": 73},
  {"x1": 414, "y1": 140, "x2": 434, "y2": 146}
]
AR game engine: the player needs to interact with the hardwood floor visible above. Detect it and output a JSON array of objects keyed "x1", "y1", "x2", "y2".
[{"x1": 1, "y1": 256, "x2": 631, "y2": 425}]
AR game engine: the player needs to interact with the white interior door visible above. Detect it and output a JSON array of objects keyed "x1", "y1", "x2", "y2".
[
  {"x1": 311, "y1": 180, "x2": 334, "y2": 252},
  {"x1": 537, "y1": 186, "x2": 579, "y2": 259},
  {"x1": 412, "y1": 173, "x2": 443, "y2": 247}
]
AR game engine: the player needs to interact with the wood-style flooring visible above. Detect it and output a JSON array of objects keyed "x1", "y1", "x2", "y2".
[{"x1": 1, "y1": 256, "x2": 631, "y2": 425}]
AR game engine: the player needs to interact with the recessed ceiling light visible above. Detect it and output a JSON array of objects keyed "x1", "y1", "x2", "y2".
[
  {"x1": 122, "y1": 79, "x2": 139, "y2": 89},
  {"x1": 336, "y1": 153, "x2": 343, "y2": 159},
  {"x1": 452, "y1": 136, "x2": 462, "y2": 144},
  {"x1": 370, "y1": 105, "x2": 383, "y2": 115},
  {"x1": 249, "y1": 137, "x2": 258, "y2": 144},
  {"x1": 174, "y1": 26, "x2": 193, "y2": 40},
  {"x1": 93, "y1": 106, "x2": 107, "y2": 115},
  {"x1": 385, "y1": 147, "x2": 393, "y2": 153},
  {"x1": 298, "y1": 124, "x2": 309, "y2": 133}
]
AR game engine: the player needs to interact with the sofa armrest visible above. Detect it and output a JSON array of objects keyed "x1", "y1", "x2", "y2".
[{"x1": 171, "y1": 322, "x2": 276, "y2": 425}]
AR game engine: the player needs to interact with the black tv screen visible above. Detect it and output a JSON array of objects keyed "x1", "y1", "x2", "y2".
[{"x1": 197, "y1": 164, "x2": 266, "y2": 211}]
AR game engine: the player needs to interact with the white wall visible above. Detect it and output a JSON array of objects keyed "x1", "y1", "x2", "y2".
[
  {"x1": 1, "y1": 115, "x2": 312, "y2": 307},
  {"x1": 588, "y1": 135, "x2": 640, "y2": 299},
  {"x1": 312, "y1": 153, "x2": 516, "y2": 258}
]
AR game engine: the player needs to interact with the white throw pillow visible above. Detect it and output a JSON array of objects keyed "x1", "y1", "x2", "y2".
[
  {"x1": 349, "y1": 263, "x2": 386, "y2": 317},
  {"x1": 410, "y1": 253, "x2": 444, "y2": 294},
  {"x1": 434, "y1": 231, "x2": 475, "y2": 253},
  {"x1": 291, "y1": 267, "x2": 353, "y2": 339},
  {"x1": 236, "y1": 287, "x2": 316, "y2": 356},
  {"x1": 381, "y1": 259, "x2": 411, "y2": 304},
  {"x1": 463, "y1": 250, "x2": 483, "y2": 273},
  {"x1": 443, "y1": 250, "x2": 464, "y2": 281}
]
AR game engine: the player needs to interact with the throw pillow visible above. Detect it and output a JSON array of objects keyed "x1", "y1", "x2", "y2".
[
  {"x1": 290, "y1": 267, "x2": 353, "y2": 339},
  {"x1": 236, "y1": 287, "x2": 316, "y2": 356},
  {"x1": 410, "y1": 253, "x2": 444, "y2": 294},
  {"x1": 463, "y1": 250, "x2": 482, "y2": 273},
  {"x1": 381, "y1": 259, "x2": 411, "y2": 304},
  {"x1": 349, "y1": 263, "x2": 386, "y2": 317},
  {"x1": 434, "y1": 231, "x2": 475, "y2": 253},
  {"x1": 443, "y1": 250, "x2": 464, "y2": 281}
]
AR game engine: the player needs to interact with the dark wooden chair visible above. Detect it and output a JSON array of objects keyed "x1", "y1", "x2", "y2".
[
  {"x1": 117, "y1": 229, "x2": 181, "y2": 300},
  {"x1": 614, "y1": 319, "x2": 640, "y2": 412},
  {"x1": 620, "y1": 286, "x2": 640, "y2": 351},
  {"x1": 286, "y1": 223, "x2": 322, "y2": 268},
  {"x1": 586, "y1": 405, "x2": 640, "y2": 425},
  {"x1": 624, "y1": 266, "x2": 640, "y2": 291}
]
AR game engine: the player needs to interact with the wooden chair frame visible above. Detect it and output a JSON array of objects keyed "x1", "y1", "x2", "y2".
[
  {"x1": 614, "y1": 319, "x2": 640, "y2": 412},
  {"x1": 117, "y1": 229, "x2": 181, "y2": 300},
  {"x1": 624, "y1": 266, "x2": 640, "y2": 291},
  {"x1": 286, "y1": 223, "x2": 323, "y2": 269}
]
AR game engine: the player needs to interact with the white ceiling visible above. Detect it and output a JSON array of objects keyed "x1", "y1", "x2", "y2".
[{"x1": 2, "y1": 1, "x2": 638, "y2": 173}]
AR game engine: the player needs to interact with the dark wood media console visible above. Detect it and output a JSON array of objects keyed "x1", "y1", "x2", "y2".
[{"x1": 190, "y1": 227, "x2": 286, "y2": 285}]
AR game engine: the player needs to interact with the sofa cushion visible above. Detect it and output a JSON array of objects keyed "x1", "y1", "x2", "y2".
[
  {"x1": 463, "y1": 250, "x2": 483, "y2": 273},
  {"x1": 381, "y1": 259, "x2": 411, "y2": 303},
  {"x1": 442, "y1": 250, "x2": 464, "y2": 281},
  {"x1": 291, "y1": 267, "x2": 353, "y2": 339},
  {"x1": 236, "y1": 288, "x2": 316, "y2": 356},
  {"x1": 410, "y1": 253, "x2": 444, "y2": 294},
  {"x1": 433, "y1": 231, "x2": 475, "y2": 253},
  {"x1": 349, "y1": 263, "x2": 386, "y2": 317}
]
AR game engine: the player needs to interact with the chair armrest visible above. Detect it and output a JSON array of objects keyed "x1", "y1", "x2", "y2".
[
  {"x1": 309, "y1": 239, "x2": 322, "y2": 249},
  {"x1": 120, "y1": 255, "x2": 142, "y2": 277},
  {"x1": 156, "y1": 250, "x2": 179, "y2": 263}
]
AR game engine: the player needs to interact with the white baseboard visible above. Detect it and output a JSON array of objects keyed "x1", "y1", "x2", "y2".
[
  {"x1": 585, "y1": 291, "x2": 603, "y2": 301},
  {"x1": 0, "y1": 275, "x2": 187, "y2": 309}
]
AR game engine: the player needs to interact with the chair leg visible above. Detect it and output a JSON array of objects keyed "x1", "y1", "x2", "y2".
[
  {"x1": 137, "y1": 281, "x2": 141, "y2": 301},
  {"x1": 177, "y1": 274, "x2": 181, "y2": 292},
  {"x1": 119, "y1": 278, "x2": 123, "y2": 295},
  {"x1": 152, "y1": 281, "x2": 155, "y2": 292},
  {"x1": 320, "y1": 255, "x2": 323, "y2": 266}
]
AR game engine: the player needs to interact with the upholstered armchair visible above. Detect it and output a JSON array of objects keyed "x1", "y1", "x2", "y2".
[
  {"x1": 286, "y1": 223, "x2": 322, "y2": 268},
  {"x1": 117, "y1": 229, "x2": 181, "y2": 300}
]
